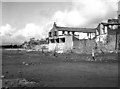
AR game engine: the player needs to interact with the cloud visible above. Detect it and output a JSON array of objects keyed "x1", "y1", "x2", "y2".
[
  {"x1": 53, "y1": 9, "x2": 87, "y2": 27},
  {"x1": 0, "y1": 23, "x2": 52, "y2": 45},
  {"x1": 53, "y1": 0, "x2": 119, "y2": 27},
  {"x1": 0, "y1": 0, "x2": 119, "y2": 45},
  {"x1": 0, "y1": 24, "x2": 16, "y2": 36},
  {"x1": 15, "y1": 23, "x2": 52, "y2": 39},
  {"x1": 15, "y1": 23, "x2": 42, "y2": 38}
]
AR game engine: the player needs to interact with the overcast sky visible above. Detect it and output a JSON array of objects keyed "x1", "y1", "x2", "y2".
[{"x1": 0, "y1": 0, "x2": 119, "y2": 45}]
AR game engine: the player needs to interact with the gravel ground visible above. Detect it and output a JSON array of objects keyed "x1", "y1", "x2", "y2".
[{"x1": 1, "y1": 49, "x2": 119, "y2": 87}]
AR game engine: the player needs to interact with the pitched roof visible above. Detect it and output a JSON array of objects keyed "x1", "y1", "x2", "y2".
[
  {"x1": 101, "y1": 22, "x2": 120, "y2": 26},
  {"x1": 73, "y1": 36, "x2": 79, "y2": 41},
  {"x1": 51, "y1": 22, "x2": 96, "y2": 33},
  {"x1": 55, "y1": 26, "x2": 96, "y2": 33}
]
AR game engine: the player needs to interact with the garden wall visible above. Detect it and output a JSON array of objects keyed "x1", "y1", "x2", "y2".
[
  {"x1": 72, "y1": 35, "x2": 119, "y2": 54},
  {"x1": 72, "y1": 39, "x2": 96, "y2": 54}
]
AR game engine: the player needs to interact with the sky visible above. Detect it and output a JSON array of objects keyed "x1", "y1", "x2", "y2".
[{"x1": 0, "y1": 0, "x2": 119, "y2": 45}]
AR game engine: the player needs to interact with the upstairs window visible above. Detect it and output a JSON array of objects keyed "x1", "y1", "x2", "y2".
[
  {"x1": 49, "y1": 32, "x2": 52, "y2": 37},
  {"x1": 54, "y1": 31, "x2": 57, "y2": 36},
  {"x1": 62, "y1": 31, "x2": 65, "y2": 34}
]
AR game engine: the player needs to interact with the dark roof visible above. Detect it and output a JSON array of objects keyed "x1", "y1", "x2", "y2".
[
  {"x1": 55, "y1": 26, "x2": 96, "y2": 33},
  {"x1": 101, "y1": 22, "x2": 120, "y2": 26},
  {"x1": 73, "y1": 36, "x2": 79, "y2": 41},
  {"x1": 108, "y1": 19, "x2": 118, "y2": 23},
  {"x1": 51, "y1": 22, "x2": 96, "y2": 33}
]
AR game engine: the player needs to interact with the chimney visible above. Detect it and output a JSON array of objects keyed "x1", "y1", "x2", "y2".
[{"x1": 53, "y1": 22, "x2": 57, "y2": 28}]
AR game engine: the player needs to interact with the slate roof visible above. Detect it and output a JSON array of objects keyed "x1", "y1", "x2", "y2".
[
  {"x1": 101, "y1": 23, "x2": 120, "y2": 26},
  {"x1": 55, "y1": 26, "x2": 96, "y2": 33},
  {"x1": 50, "y1": 22, "x2": 96, "y2": 33}
]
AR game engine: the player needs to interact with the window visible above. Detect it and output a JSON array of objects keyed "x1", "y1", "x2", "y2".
[
  {"x1": 72, "y1": 31, "x2": 75, "y2": 35},
  {"x1": 54, "y1": 31, "x2": 57, "y2": 36},
  {"x1": 108, "y1": 25, "x2": 112, "y2": 29},
  {"x1": 62, "y1": 31, "x2": 65, "y2": 34},
  {"x1": 87, "y1": 33, "x2": 89, "y2": 36},
  {"x1": 113, "y1": 25, "x2": 118, "y2": 30},
  {"x1": 68, "y1": 31, "x2": 70, "y2": 34},
  {"x1": 49, "y1": 32, "x2": 52, "y2": 37},
  {"x1": 104, "y1": 26, "x2": 107, "y2": 34},
  {"x1": 58, "y1": 31, "x2": 62, "y2": 35},
  {"x1": 60, "y1": 38, "x2": 65, "y2": 43},
  {"x1": 56, "y1": 38, "x2": 59, "y2": 43},
  {"x1": 49, "y1": 39, "x2": 55, "y2": 43},
  {"x1": 51, "y1": 39, "x2": 55, "y2": 43}
]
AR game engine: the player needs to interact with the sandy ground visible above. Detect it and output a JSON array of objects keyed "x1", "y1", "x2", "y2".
[{"x1": 1, "y1": 49, "x2": 118, "y2": 87}]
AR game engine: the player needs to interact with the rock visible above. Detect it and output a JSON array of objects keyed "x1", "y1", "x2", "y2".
[
  {"x1": 110, "y1": 51, "x2": 113, "y2": 53},
  {"x1": 1, "y1": 75, "x2": 5, "y2": 79},
  {"x1": 22, "y1": 62, "x2": 25, "y2": 65},
  {"x1": 25, "y1": 63, "x2": 29, "y2": 66},
  {"x1": 87, "y1": 58, "x2": 91, "y2": 61}
]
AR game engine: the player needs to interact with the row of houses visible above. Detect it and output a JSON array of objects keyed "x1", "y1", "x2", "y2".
[
  {"x1": 48, "y1": 22, "x2": 96, "y2": 53},
  {"x1": 23, "y1": 1, "x2": 120, "y2": 54},
  {"x1": 22, "y1": 18, "x2": 120, "y2": 54},
  {"x1": 22, "y1": 19, "x2": 120, "y2": 54},
  {"x1": 47, "y1": 1, "x2": 120, "y2": 54},
  {"x1": 47, "y1": 19, "x2": 120, "y2": 54}
]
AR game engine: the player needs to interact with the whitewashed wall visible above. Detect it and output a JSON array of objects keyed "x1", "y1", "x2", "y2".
[{"x1": 48, "y1": 36, "x2": 73, "y2": 53}]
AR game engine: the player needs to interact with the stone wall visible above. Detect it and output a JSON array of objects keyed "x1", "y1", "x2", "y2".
[
  {"x1": 96, "y1": 35, "x2": 119, "y2": 53},
  {"x1": 72, "y1": 39, "x2": 96, "y2": 54},
  {"x1": 48, "y1": 34, "x2": 119, "y2": 54},
  {"x1": 72, "y1": 34, "x2": 119, "y2": 54}
]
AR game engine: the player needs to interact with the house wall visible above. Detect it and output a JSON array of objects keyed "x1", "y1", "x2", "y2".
[
  {"x1": 49, "y1": 43, "x2": 57, "y2": 52},
  {"x1": 72, "y1": 34, "x2": 117, "y2": 54},
  {"x1": 55, "y1": 43, "x2": 65, "y2": 53},
  {"x1": 105, "y1": 35, "x2": 116, "y2": 51},
  {"x1": 64, "y1": 36, "x2": 73, "y2": 52},
  {"x1": 95, "y1": 34, "x2": 107, "y2": 43},
  {"x1": 49, "y1": 27, "x2": 58, "y2": 37},
  {"x1": 95, "y1": 34, "x2": 120, "y2": 53},
  {"x1": 95, "y1": 21, "x2": 120, "y2": 53},
  {"x1": 58, "y1": 31, "x2": 63, "y2": 35},
  {"x1": 48, "y1": 36, "x2": 73, "y2": 53},
  {"x1": 72, "y1": 39, "x2": 96, "y2": 54}
]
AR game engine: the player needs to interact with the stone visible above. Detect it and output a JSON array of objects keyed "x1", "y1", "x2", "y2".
[{"x1": 1, "y1": 75, "x2": 5, "y2": 79}]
